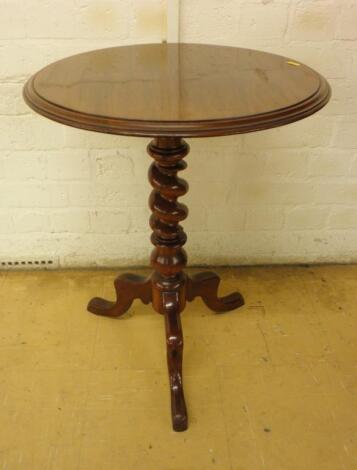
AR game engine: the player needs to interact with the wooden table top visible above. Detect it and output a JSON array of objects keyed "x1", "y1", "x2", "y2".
[{"x1": 23, "y1": 43, "x2": 330, "y2": 138}]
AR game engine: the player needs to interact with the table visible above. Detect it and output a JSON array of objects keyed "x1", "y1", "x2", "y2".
[{"x1": 23, "y1": 43, "x2": 330, "y2": 431}]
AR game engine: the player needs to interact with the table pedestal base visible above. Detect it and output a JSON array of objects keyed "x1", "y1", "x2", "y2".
[{"x1": 87, "y1": 137, "x2": 245, "y2": 431}]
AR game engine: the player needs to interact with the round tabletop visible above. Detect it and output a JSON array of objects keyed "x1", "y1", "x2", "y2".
[{"x1": 23, "y1": 43, "x2": 330, "y2": 138}]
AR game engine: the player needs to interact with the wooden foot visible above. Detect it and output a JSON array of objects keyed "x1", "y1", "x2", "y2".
[
  {"x1": 87, "y1": 273, "x2": 152, "y2": 317},
  {"x1": 187, "y1": 271, "x2": 244, "y2": 312},
  {"x1": 162, "y1": 291, "x2": 188, "y2": 432}
]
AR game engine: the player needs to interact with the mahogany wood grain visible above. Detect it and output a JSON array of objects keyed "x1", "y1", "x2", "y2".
[
  {"x1": 23, "y1": 43, "x2": 330, "y2": 138},
  {"x1": 187, "y1": 271, "x2": 244, "y2": 312},
  {"x1": 88, "y1": 273, "x2": 152, "y2": 317},
  {"x1": 23, "y1": 43, "x2": 331, "y2": 432},
  {"x1": 164, "y1": 295, "x2": 187, "y2": 432},
  {"x1": 86, "y1": 137, "x2": 245, "y2": 431}
]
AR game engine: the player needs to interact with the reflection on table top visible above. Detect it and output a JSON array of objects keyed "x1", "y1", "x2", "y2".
[{"x1": 24, "y1": 43, "x2": 331, "y2": 137}]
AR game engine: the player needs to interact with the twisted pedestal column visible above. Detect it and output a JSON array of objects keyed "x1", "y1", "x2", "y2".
[{"x1": 88, "y1": 137, "x2": 244, "y2": 431}]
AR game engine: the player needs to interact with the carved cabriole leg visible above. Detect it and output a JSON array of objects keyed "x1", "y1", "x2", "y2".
[
  {"x1": 187, "y1": 271, "x2": 244, "y2": 313},
  {"x1": 87, "y1": 273, "x2": 151, "y2": 317},
  {"x1": 164, "y1": 291, "x2": 187, "y2": 431},
  {"x1": 148, "y1": 136, "x2": 189, "y2": 431}
]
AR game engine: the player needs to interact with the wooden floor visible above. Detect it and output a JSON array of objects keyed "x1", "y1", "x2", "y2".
[{"x1": 0, "y1": 266, "x2": 356, "y2": 470}]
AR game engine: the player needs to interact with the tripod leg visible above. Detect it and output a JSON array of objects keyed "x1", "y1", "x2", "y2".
[
  {"x1": 162, "y1": 291, "x2": 188, "y2": 432},
  {"x1": 187, "y1": 271, "x2": 244, "y2": 313},
  {"x1": 88, "y1": 273, "x2": 152, "y2": 317}
]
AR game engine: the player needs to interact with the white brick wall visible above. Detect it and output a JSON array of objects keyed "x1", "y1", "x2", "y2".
[
  {"x1": 180, "y1": 0, "x2": 357, "y2": 265},
  {"x1": 0, "y1": 0, "x2": 356, "y2": 268}
]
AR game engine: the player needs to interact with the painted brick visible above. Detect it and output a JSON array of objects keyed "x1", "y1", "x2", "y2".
[
  {"x1": 51, "y1": 210, "x2": 90, "y2": 233},
  {"x1": 187, "y1": 149, "x2": 245, "y2": 181},
  {"x1": 332, "y1": 118, "x2": 357, "y2": 149},
  {"x1": 324, "y1": 78, "x2": 357, "y2": 116},
  {"x1": 236, "y1": 182, "x2": 315, "y2": 205},
  {"x1": 239, "y1": 3, "x2": 290, "y2": 40},
  {"x1": 13, "y1": 211, "x2": 50, "y2": 233},
  {"x1": 329, "y1": 208, "x2": 357, "y2": 229},
  {"x1": 0, "y1": 83, "x2": 29, "y2": 115},
  {"x1": 180, "y1": 0, "x2": 240, "y2": 45},
  {"x1": 46, "y1": 150, "x2": 90, "y2": 180},
  {"x1": 232, "y1": 153, "x2": 266, "y2": 179},
  {"x1": 90, "y1": 210, "x2": 131, "y2": 234},
  {"x1": 0, "y1": 0, "x2": 356, "y2": 267},
  {"x1": 68, "y1": 183, "x2": 92, "y2": 207},
  {"x1": 206, "y1": 209, "x2": 246, "y2": 232},
  {"x1": 285, "y1": 207, "x2": 330, "y2": 230},
  {"x1": 127, "y1": 206, "x2": 151, "y2": 233},
  {"x1": 183, "y1": 204, "x2": 207, "y2": 233},
  {"x1": 0, "y1": 212, "x2": 14, "y2": 234},
  {"x1": 94, "y1": 183, "x2": 148, "y2": 208},
  {"x1": 0, "y1": 42, "x2": 57, "y2": 80},
  {"x1": 284, "y1": 42, "x2": 352, "y2": 80},
  {"x1": 287, "y1": 1, "x2": 339, "y2": 41},
  {"x1": 24, "y1": 0, "x2": 131, "y2": 40},
  {"x1": 93, "y1": 149, "x2": 135, "y2": 181},
  {"x1": 243, "y1": 115, "x2": 333, "y2": 151},
  {"x1": 308, "y1": 149, "x2": 352, "y2": 177},
  {"x1": 265, "y1": 150, "x2": 308, "y2": 177},
  {"x1": 0, "y1": 157, "x2": 4, "y2": 179},
  {"x1": 3, "y1": 152, "x2": 47, "y2": 180},
  {"x1": 350, "y1": 157, "x2": 357, "y2": 177},
  {"x1": 0, "y1": 116, "x2": 65, "y2": 151},
  {"x1": 188, "y1": 181, "x2": 231, "y2": 209},
  {"x1": 336, "y1": 2, "x2": 357, "y2": 40},
  {"x1": 315, "y1": 183, "x2": 357, "y2": 204},
  {"x1": 246, "y1": 208, "x2": 285, "y2": 231},
  {"x1": 64, "y1": 126, "x2": 123, "y2": 150},
  {"x1": 0, "y1": 184, "x2": 45, "y2": 208},
  {"x1": 133, "y1": 0, "x2": 167, "y2": 42},
  {"x1": 0, "y1": 0, "x2": 27, "y2": 39},
  {"x1": 0, "y1": 183, "x2": 68, "y2": 208},
  {"x1": 133, "y1": 156, "x2": 151, "y2": 180}
]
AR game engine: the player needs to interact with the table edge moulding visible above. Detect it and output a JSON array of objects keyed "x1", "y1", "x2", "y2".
[{"x1": 23, "y1": 43, "x2": 331, "y2": 432}]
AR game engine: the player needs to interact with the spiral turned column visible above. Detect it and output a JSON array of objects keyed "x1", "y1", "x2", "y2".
[
  {"x1": 148, "y1": 137, "x2": 189, "y2": 313},
  {"x1": 88, "y1": 136, "x2": 244, "y2": 432},
  {"x1": 148, "y1": 136, "x2": 189, "y2": 431}
]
